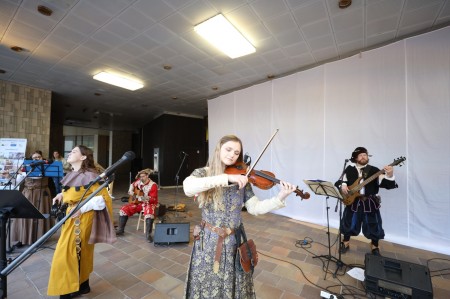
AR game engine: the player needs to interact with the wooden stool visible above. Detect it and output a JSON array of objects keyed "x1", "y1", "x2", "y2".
[{"x1": 136, "y1": 210, "x2": 146, "y2": 231}]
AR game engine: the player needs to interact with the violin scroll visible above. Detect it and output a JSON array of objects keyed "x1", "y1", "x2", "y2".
[{"x1": 294, "y1": 189, "x2": 310, "y2": 200}]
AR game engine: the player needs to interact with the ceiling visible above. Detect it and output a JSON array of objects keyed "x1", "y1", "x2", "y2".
[{"x1": 1, "y1": 0, "x2": 449, "y2": 131}]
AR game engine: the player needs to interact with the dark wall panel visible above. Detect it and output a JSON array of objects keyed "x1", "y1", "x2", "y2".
[{"x1": 142, "y1": 114, "x2": 206, "y2": 186}]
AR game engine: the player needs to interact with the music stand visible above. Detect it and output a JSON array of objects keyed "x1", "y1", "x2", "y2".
[
  {"x1": 43, "y1": 161, "x2": 63, "y2": 179},
  {"x1": 22, "y1": 160, "x2": 63, "y2": 178},
  {"x1": 303, "y1": 179, "x2": 345, "y2": 279},
  {"x1": 0, "y1": 190, "x2": 45, "y2": 298}
]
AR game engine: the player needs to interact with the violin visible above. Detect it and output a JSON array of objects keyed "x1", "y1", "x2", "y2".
[{"x1": 225, "y1": 162, "x2": 310, "y2": 200}]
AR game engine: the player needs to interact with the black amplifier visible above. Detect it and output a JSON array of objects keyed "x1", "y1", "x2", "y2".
[{"x1": 365, "y1": 254, "x2": 433, "y2": 299}]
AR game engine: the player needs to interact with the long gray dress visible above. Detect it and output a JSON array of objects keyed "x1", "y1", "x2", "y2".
[{"x1": 184, "y1": 168, "x2": 256, "y2": 299}]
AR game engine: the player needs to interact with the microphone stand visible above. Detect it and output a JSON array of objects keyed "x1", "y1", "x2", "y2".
[
  {"x1": 0, "y1": 171, "x2": 16, "y2": 256},
  {"x1": 333, "y1": 159, "x2": 349, "y2": 277},
  {"x1": 6, "y1": 165, "x2": 40, "y2": 254},
  {"x1": 12, "y1": 164, "x2": 41, "y2": 190},
  {"x1": 1, "y1": 162, "x2": 24, "y2": 190},
  {"x1": 1, "y1": 176, "x2": 113, "y2": 277},
  {"x1": 173, "y1": 152, "x2": 188, "y2": 218}
]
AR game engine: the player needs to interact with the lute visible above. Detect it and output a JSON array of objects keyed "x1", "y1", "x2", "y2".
[{"x1": 128, "y1": 188, "x2": 144, "y2": 204}]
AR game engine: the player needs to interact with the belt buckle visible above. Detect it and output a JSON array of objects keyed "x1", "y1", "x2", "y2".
[{"x1": 218, "y1": 227, "x2": 224, "y2": 236}]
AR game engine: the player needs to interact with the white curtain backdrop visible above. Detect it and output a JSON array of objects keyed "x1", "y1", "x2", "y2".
[{"x1": 208, "y1": 26, "x2": 450, "y2": 255}]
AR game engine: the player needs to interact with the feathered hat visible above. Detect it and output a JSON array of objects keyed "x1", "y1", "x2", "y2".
[{"x1": 135, "y1": 168, "x2": 153, "y2": 179}]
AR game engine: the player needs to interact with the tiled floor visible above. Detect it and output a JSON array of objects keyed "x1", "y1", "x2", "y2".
[{"x1": 4, "y1": 182, "x2": 450, "y2": 298}]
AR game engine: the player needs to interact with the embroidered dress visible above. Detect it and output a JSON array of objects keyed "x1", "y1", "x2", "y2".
[
  {"x1": 47, "y1": 170, "x2": 114, "y2": 296},
  {"x1": 184, "y1": 168, "x2": 256, "y2": 299}
]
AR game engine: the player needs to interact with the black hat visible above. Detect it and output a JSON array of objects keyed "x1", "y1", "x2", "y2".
[{"x1": 350, "y1": 147, "x2": 368, "y2": 162}]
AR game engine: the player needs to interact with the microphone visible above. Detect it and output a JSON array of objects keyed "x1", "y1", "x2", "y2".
[
  {"x1": 29, "y1": 160, "x2": 49, "y2": 167},
  {"x1": 94, "y1": 151, "x2": 135, "y2": 183},
  {"x1": 181, "y1": 151, "x2": 189, "y2": 156}
]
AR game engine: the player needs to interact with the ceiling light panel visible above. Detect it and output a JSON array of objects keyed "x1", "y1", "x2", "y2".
[
  {"x1": 93, "y1": 71, "x2": 144, "y2": 91},
  {"x1": 194, "y1": 14, "x2": 255, "y2": 59}
]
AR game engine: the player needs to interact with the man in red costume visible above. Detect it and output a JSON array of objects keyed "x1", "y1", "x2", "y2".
[{"x1": 116, "y1": 168, "x2": 158, "y2": 242}]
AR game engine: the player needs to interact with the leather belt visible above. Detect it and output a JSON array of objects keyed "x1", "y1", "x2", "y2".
[
  {"x1": 202, "y1": 220, "x2": 235, "y2": 273},
  {"x1": 25, "y1": 186, "x2": 48, "y2": 190},
  {"x1": 358, "y1": 194, "x2": 380, "y2": 202}
]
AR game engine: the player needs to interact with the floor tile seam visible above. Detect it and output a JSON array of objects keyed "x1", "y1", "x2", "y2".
[{"x1": 256, "y1": 248, "x2": 338, "y2": 290}]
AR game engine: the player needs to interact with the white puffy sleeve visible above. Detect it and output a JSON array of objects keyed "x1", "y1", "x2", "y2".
[
  {"x1": 183, "y1": 172, "x2": 229, "y2": 197},
  {"x1": 244, "y1": 195, "x2": 286, "y2": 216},
  {"x1": 80, "y1": 195, "x2": 106, "y2": 213}
]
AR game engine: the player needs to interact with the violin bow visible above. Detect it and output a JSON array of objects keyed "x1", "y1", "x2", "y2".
[{"x1": 245, "y1": 129, "x2": 279, "y2": 177}]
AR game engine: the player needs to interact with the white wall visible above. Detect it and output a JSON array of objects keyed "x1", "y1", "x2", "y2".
[
  {"x1": 63, "y1": 125, "x2": 111, "y2": 162},
  {"x1": 208, "y1": 26, "x2": 450, "y2": 255}
]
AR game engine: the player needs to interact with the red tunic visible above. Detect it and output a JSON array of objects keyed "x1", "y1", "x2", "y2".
[{"x1": 119, "y1": 179, "x2": 158, "y2": 219}]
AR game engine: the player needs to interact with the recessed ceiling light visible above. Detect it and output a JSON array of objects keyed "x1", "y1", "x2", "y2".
[
  {"x1": 93, "y1": 71, "x2": 144, "y2": 91},
  {"x1": 10, "y1": 46, "x2": 25, "y2": 52},
  {"x1": 212, "y1": 86, "x2": 219, "y2": 90},
  {"x1": 163, "y1": 65, "x2": 172, "y2": 70},
  {"x1": 94, "y1": 92, "x2": 102, "y2": 96},
  {"x1": 172, "y1": 96, "x2": 178, "y2": 100},
  {"x1": 338, "y1": 0, "x2": 352, "y2": 8},
  {"x1": 194, "y1": 14, "x2": 255, "y2": 59},
  {"x1": 267, "y1": 74, "x2": 275, "y2": 79},
  {"x1": 0, "y1": 69, "x2": 6, "y2": 74},
  {"x1": 37, "y1": 5, "x2": 53, "y2": 16}
]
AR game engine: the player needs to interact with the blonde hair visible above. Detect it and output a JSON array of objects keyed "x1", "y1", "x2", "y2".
[{"x1": 197, "y1": 135, "x2": 244, "y2": 210}]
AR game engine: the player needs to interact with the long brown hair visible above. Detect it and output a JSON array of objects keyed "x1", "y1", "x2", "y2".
[
  {"x1": 197, "y1": 135, "x2": 244, "y2": 210},
  {"x1": 77, "y1": 145, "x2": 96, "y2": 172}
]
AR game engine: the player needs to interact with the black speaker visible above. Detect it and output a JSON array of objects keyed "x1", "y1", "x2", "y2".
[
  {"x1": 154, "y1": 223, "x2": 190, "y2": 245},
  {"x1": 365, "y1": 254, "x2": 433, "y2": 299}
]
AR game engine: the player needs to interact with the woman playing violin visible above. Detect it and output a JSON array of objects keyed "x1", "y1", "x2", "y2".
[{"x1": 183, "y1": 135, "x2": 297, "y2": 299}]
